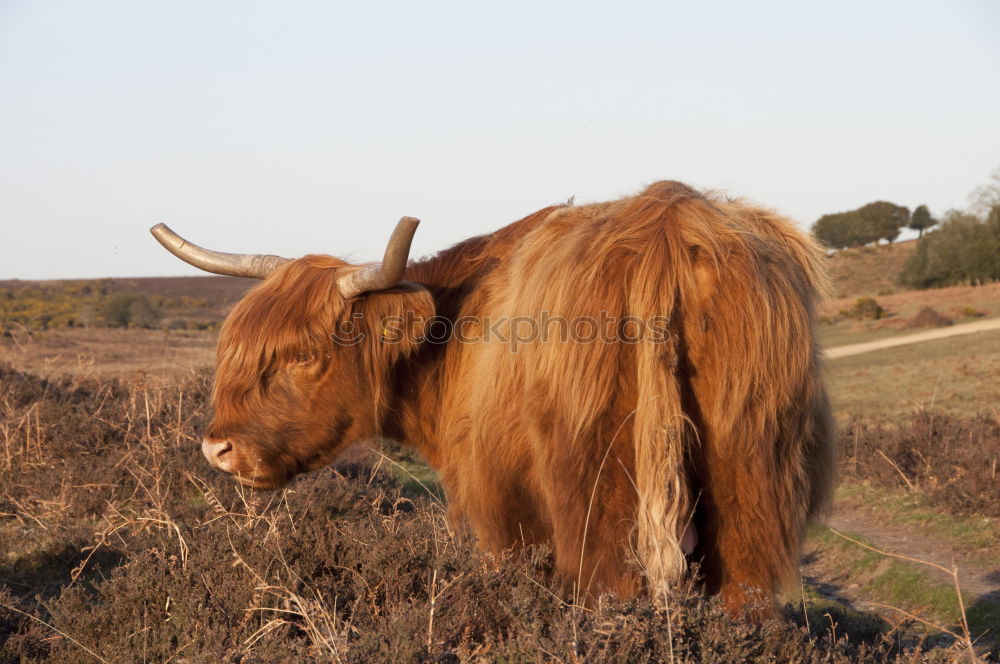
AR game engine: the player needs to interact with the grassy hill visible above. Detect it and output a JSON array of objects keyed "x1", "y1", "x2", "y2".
[
  {"x1": 825, "y1": 239, "x2": 918, "y2": 298},
  {"x1": 819, "y1": 239, "x2": 1000, "y2": 349}
]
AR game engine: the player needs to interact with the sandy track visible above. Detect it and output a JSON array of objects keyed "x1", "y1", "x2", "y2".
[{"x1": 825, "y1": 318, "x2": 1000, "y2": 359}]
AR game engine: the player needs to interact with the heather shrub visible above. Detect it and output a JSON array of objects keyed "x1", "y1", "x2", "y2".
[{"x1": 0, "y1": 365, "x2": 992, "y2": 662}]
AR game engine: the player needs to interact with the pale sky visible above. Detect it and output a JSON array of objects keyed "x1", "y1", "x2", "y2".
[{"x1": 1, "y1": 0, "x2": 998, "y2": 280}]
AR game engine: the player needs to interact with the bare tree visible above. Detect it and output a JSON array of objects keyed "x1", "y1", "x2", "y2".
[{"x1": 968, "y1": 164, "x2": 1000, "y2": 217}]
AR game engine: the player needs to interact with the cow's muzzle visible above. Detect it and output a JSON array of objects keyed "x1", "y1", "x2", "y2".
[{"x1": 202, "y1": 438, "x2": 234, "y2": 472}]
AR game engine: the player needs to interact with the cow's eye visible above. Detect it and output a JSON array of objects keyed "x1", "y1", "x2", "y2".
[{"x1": 292, "y1": 353, "x2": 314, "y2": 365}]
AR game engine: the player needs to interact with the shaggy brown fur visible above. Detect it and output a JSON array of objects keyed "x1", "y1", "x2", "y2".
[{"x1": 206, "y1": 181, "x2": 836, "y2": 614}]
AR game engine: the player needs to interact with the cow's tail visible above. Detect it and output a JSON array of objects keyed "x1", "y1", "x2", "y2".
[
  {"x1": 630, "y1": 314, "x2": 694, "y2": 598},
  {"x1": 624, "y1": 184, "x2": 704, "y2": 598},
  {"x1": 626, "y1": 180, "x2": 835, "y2": 603}
]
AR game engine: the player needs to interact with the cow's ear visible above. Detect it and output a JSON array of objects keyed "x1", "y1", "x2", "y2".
[{"x1": 352, "y1": 283, "x2": 436, "y2": 363}]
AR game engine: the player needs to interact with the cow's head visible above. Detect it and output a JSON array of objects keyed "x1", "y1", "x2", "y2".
[{"x1": 151, "y1": 219, "x2": 433, "y2": 488}]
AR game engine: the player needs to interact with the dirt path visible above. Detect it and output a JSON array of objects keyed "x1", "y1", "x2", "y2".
[
  {"x1": 825, "y1": 318, "x2": 1000, "y2": 359},
  {"x1": 800, "y1": 492, "x2": 1000, "y2": 644},
  {"x1": 820, "y1": 503, "x2": 1000, "y2": 602}
]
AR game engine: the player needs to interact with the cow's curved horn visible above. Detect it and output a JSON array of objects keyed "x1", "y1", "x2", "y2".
[
  {"x1": 149, "y1": 223, "x2": 290, "y2": 279},
  {"x1": 337, "y1": 217, "x2": 420, "y2": 298}
]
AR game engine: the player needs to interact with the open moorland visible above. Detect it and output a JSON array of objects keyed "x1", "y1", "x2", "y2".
[{"x1": 1, "y1": 249, "x2": 999, "y2": 662}]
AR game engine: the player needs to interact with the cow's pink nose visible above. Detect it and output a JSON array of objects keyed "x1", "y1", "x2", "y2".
[{"x1": 202, "y1": 438, "x2": 233, "y2": 471}]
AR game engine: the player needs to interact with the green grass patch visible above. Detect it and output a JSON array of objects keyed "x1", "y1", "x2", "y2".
[
  {"x1": 835, "y1": 482, "x2": 1000, "y2": 562},
  {"x1": 807, "y1": 524, "x2": 883, "y2": 572},
  {"x1": 384, "y1": 456, "x2": 444, "y2": 502},
  {"x1": 186, "y1": 489, "x2": 208, "y2": 510},
  {"x1": 869, "y1": 560, "x2": 962, "y2": 617},
  {"x1": 806, "y1": 524, "x2": 998, "y2": 642}
]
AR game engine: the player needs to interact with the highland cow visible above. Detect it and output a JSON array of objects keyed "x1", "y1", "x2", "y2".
[{"x1": 151, "y1": 181, "x2": 835, "y2": 614}]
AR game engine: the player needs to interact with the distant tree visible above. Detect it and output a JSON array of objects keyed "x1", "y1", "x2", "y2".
[
  {"x1": 900, "y1": 209, "x2": 1000, "y2": 287},
  {"x1": 908, "y1": 204, "x2": 936, "y2": 238},
  {"x1": 856, "y1": 201, "x2": 909, "y2": 244},
  {"x1": 99, "y1": 295, "x2": 132, "y2": 327},
  {"x1": 844, "y1": 209, "x2": 878, "y2": 246},
  {"x1": 128, "y1": 296, "x2": 162, "y2": 328},
  {"x1": 968, "y1": 164, "x2": 1000, "y2": 216},
  {"x1": 813, "y1": 200, "x2": 908, "y2": 249},
  {"x1": 813, "y1": 213, "x2": 851, "y2": 249},
  {"x1": 78, "y1": 303, "x2": 98, "y2": 328},
  {"x1": 988, "y1": 204, "x2": 1000, "y2": 227},
  {"x1": 813, "y1": 211, "x2": 868, "y2": 249},
  {"x1": 99, "y1": 294, "x2": 161, "y2": 328}
]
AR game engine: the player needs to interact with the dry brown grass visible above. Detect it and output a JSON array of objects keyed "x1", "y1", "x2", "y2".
[
  {"x1": 0, "y1": 327, "x2": 216, "y2": 381},
  {"x1": 826, "y1": 328, "x2": 1000, "y2": 419},
  {"x1": 825, "y1": 241, "x2": 919, "y2": 299},
  {"x1": 820, "y1": 282, "x2": 1000, "y2": 348},
  {"x1": 822, "y1": 282, "x2": 1000, "y2": 322}
]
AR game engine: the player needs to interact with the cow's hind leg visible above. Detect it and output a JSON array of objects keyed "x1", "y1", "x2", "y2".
[
  {"x1": 696, "y1": 428, "x2": 810, "y2": 619},
  {"x1": 534, "y1": 445, "x2": 646, "y2": 602}
]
